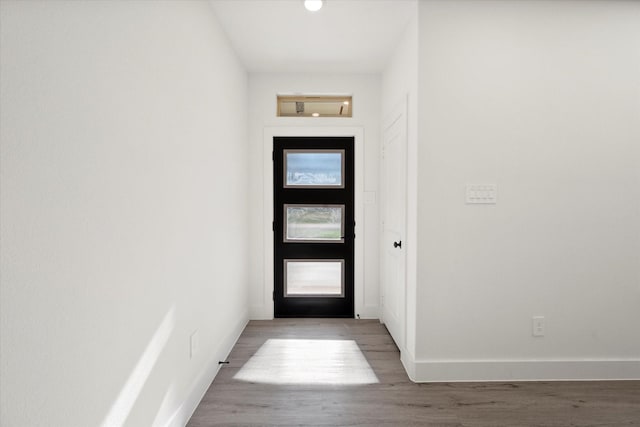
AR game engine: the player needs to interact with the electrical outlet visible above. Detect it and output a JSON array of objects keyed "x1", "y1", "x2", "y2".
[
  {"x1": 190, "y1": 330, "x2": 199, "y2": 358},
  {"x1": 532, "y1": 316, "x2": 545, "y2": 337}
]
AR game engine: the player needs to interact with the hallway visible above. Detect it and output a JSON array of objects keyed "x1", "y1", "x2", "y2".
[
  {"x1": 2, "y1": 2, "x2": 640, "y2": 425},
  {"x1": 188, "y1": 320, "x2": 640, "y2": 426}
]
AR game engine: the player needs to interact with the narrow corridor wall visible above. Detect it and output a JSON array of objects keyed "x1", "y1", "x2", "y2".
[
  {"x1": 0, "y1": 1, "x2": 249, "y2": 425},
  {"x1": 414, "y1": 0, "x2": 640, "y2": 381}
]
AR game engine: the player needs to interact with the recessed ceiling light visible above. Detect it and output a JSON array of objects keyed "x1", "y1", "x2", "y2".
[
  {"x1": 304, "y1": 0, "x2": 323, "y2": 12},
  {"x1": 312, "y1": 113, "x2": 320, "y2": 117},
  {"x1": 343, "y1": 101, "x2": 349, "y2": 105}
]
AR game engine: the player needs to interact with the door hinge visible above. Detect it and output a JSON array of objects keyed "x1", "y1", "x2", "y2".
[
  {"x1": 273, "y1": 290, "x2": 275, "y2": 301},
  {"x1": 272, "y1": 221, "x2": 275, "y2": 231},
  {"x1": 272, "y1": 151, "x2": 275, "y2": 161}
]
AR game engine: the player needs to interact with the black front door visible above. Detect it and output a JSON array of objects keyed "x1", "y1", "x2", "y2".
[{"x1": 273, "y1": 136, "x2": 355, "y2": 318}]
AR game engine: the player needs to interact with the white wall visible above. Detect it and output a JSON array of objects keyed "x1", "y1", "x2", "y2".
[
  {"x1": 0, "y1": 1, "x2": 249, "y2": 426},
  {"x1": 248, "y1": 73, "x2": 381, "y2": 319},
  {"x1": 414, "y1": 0, "x2": 640, "y2": 381},
  {"x1": 381, "y1": 3, "x2": 419, "y2": 367}
]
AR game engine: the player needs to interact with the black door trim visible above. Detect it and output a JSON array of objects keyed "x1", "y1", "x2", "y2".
[{"x1": 273, "y1": 136, "x2": 355, "y2": 318}]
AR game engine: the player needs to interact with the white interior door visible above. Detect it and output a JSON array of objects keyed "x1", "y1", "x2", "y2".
[{"x1": 380, "y1": 97, "x2": 407, "y2": 350}]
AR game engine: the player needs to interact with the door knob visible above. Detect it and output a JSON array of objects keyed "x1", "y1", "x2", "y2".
[{"x1": 393, "y1": 240, "x2": 402, "y2": 249}]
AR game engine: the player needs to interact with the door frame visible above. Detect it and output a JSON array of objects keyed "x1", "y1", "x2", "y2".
[{"x1": 263, "y1": 127, "x2": 365, "y2": 319}]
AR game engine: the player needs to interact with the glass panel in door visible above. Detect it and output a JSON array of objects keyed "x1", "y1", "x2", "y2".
[{"x1": 284, "y1": 204, "x2": 345, "y2": 243}]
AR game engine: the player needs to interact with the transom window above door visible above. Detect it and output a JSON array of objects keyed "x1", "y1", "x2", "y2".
[{"x1": 277, "y1": 95, "x2": 352, "y2": 118}]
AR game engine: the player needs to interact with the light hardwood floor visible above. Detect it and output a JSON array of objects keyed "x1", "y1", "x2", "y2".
[{"x1": 188, "y1": 319, "x2": 640, "y2": 426}]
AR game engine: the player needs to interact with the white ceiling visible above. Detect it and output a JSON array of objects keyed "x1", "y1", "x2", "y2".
[{"x1": 208, "y1": 0, "x2": 415, "y2": 73}]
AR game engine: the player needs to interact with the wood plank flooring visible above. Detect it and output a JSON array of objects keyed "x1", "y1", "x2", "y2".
[{"x1": 188, "y1": 319, "x2": 640, "y2": 426}]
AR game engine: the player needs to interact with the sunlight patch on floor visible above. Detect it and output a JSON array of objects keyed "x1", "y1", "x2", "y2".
[{"x1": 233, "y1": 339, "x2": 379, "y2": 385}]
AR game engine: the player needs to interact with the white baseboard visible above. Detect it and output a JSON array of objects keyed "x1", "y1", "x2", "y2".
[
  {"x1": 401, "y1": 352, "x2": 640, "y2": 382},
  {"x1": 400, "y1": 348, "x2": 418, "y2": 382},
  {"x1": 355, "y1": 305, "x2": 379, "y2": 320},
  {"x1": 249, "y1": 304, "x2": 275, "y2": 320},
  {"x1": 164, "y1": 310, "x2": 249, "y2": 427}
]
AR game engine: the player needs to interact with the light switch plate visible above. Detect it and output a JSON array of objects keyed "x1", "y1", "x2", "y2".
[{"x1": 466, "y1": 184, "x2": 497, "y2": 204}]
